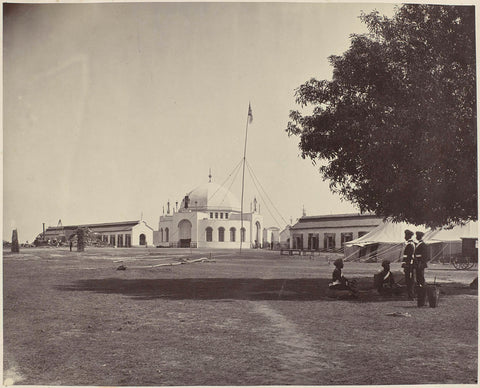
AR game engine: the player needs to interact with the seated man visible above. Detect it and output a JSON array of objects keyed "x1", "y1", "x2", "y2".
[
  {"x1": 374, "y1": 259, "x2": 396, "y2": 293},
  {"x1": 329, "y1": 258, "x2": 357, "y2": 293}
]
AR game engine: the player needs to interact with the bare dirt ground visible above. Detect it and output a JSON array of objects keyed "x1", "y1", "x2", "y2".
[{"x1": 3, "y1": 247, "x2": 478, "y2": 386}]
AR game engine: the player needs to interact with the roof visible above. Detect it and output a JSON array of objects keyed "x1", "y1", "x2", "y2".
[
  {"x1": 41, "y1": 221, "x2": 144, "y2": 238},
  {"x1": 181, "y1": 181, "x2": 241, "y2": 212},
  {"x1": 46, "y1": 220, "x2": 141, "y2": 231},
  {"x1": 291, "y1": 213, "x2": 382, "y2": 230},
  {"x1": 265, "y1": 226, "x2": 280, "y2": 231},
  {"x1": 297, "y1": 213, "x2": 381, "y2": 222}
]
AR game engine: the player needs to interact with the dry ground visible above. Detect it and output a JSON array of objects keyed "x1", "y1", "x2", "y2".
[{"x1": 3, "y1": 247, "x2": 478, "y2": 386}]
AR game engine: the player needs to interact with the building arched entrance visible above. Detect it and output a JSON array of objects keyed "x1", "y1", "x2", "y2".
[
  {"x1": 255, "y1": 221, "x2": 261, "y2": 248},
  {"x1": 178, "y1": 219, "x2": 192, "y2": 248},
  {"x1": 139, "y1": 233, "x2": 146, "y2": 246}
]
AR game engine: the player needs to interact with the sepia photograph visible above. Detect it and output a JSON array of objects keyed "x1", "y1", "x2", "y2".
[{"x1": 2, "y1": 1, "x2": 477, "y2": 386}]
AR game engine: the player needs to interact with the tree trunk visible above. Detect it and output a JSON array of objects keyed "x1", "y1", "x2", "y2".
[
  {"x1": 77, "y1": 228, "x2": 85, "y2": 252},
  {"x1": 11, "y1": 229, "x2": 20, "y2": 253}
]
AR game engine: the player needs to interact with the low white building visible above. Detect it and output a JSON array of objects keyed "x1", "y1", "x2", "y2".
[
  {"x1": 279, "y1": 225, "x2": 292, "y2": 248},
  {"x1": 153, "y1": 179, "x2": 264, "y2": 249},
  {"x1": 289, "y1": 213, "x2": 383, "y2": 251},
  {"x1": 263, "y1": 226, "x2": 280, "y2": 248},
  {"x1": 36, "y1": 220, "x2": 154, "y2": 247}
]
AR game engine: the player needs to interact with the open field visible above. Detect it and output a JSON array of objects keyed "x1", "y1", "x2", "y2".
[{"x1": 3, "y1": 247, "x2": 478, "y2": 386}]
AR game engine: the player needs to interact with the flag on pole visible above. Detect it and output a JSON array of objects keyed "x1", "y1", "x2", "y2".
[{"x1": 248, "y1": 103, "x2": 253, "y2": 124}]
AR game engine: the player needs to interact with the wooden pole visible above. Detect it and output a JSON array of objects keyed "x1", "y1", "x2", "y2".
[{"x1": 240, "y1": 103, "x2": 252, "y2": 254}]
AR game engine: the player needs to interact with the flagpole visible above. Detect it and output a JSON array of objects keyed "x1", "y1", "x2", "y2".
[{"x1": 240, "y1": 103, "x2": 252, "y2": 254}]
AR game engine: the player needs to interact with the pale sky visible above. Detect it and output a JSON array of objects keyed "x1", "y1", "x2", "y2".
[{"x1": 3, "y1": 1, "x2": 399, "y2": 243}]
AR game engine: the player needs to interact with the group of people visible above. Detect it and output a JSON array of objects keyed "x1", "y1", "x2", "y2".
[
  {"x1": 328, "y1": 229, "x2": 429, "y2": 299},
  {"x1": 402, "y1": 229, "x2": 428, "y2": 300},
  {"x1": 328, "y1": 257, "x2": 395, "y2": 296}
]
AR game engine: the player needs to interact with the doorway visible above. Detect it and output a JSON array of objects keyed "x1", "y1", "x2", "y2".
[{"x1": 178, "y1": 219, "x2": 192, "y2": 248}]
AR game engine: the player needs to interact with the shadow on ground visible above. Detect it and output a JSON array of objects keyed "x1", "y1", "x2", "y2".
[{"x1": 55, "y1": 277, "x2": 476, "y2": 302}]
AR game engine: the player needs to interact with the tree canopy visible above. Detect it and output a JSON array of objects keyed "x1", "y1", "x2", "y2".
[{"x1": 286, "y1": 4, "x2": 476, "y2": 227}]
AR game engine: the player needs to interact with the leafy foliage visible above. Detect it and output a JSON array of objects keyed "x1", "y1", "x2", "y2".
[{"x1": 287, "y1": 5, "x2": 476, "y2": 227}]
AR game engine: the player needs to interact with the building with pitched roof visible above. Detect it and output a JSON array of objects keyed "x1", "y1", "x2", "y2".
[
  {"x1": 35, "y1": 220, "x2": 154, "y2": 247},
  {"x1": 289, "y1": 213, "x2": 383, "y2": 251}
]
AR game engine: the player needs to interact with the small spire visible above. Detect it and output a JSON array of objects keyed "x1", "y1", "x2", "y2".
[{"x1": 208, "y1": 168, "x2": 212, "y2": 183}]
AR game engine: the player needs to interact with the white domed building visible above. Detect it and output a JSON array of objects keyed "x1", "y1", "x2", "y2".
[{"x1": 153, "y1": 178, "x2": 264, "y2": 249}]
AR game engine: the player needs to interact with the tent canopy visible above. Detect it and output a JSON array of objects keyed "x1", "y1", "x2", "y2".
[
  {"x1": 344, "y1": 220, "x2": 478, "y2": 262},
  {"x1": 346, "y1": 220, "x2": 478, "y2": 247},
  {"x1": 425, "y1": 221, "x2": 478, "y2": 242},
  {"x1": 345, "y1": 220, "x2": 429, "y2": 247}
]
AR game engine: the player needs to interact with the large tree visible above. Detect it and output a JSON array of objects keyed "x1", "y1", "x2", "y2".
[{"x1": 287, "y1": 4, "x2": 476, "y2": 227}]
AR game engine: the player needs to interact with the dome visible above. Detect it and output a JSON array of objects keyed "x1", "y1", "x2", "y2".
[{"x1": 181, "y1": 182, "x2": 241, "y2": 212}]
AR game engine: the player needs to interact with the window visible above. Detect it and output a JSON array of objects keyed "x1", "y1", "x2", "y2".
[
  {"x1": 225, "y1": 213, "x2": 229, "y2": 219},
  {"x1": 368, "y1": 243, "x2": 380, "y2": 260},
  {"x1": 240, "y1": 227, "x2": 246, "y2": 242},
  {"x1": 230, "y1": 227, "x2": 236, "y2": 242},
  {"x1": 358, "y1": 231, "x2": 368, "y2": 238},
  {"x1": 359, "y1": 243, "x2": 379, "y2": 260},
  {"x1": 341, "y1": 232, "x2": 353, "y2": 246},
  {"x1": 165, "y1": 228, "x2": 169, "y2": 242},
  {"x1": 218, "y1": 227, "x2": 225, "y2": 242},
  {"x1": 215, "y1": 212, "x2": 218, "y2": 219},
  {"x1": 210, "y1": 212, "x2": 213, "y2": 219},
  {"x1": 323, "y1": 233, "x2": 335, "y2": 250},
  {"x1": 308, "y1": 233, "x2": 319, "y2": 250},
  {"x1": 293, "y1": 234, "x2": 303, "y2": 249},
  {"x1": 220, "y1": 213, "x2": 223, "y2": 219},
  {"x1": 206, "y1": 227, "x2": 213, "y2": 242},
  {"x1": 160, "y1": 228, "x2": 163, "y2": 242},
  {"x1": 125, "y1": 234, "x2": 131, "y2": 247},
  {"x1": 118, "y1": 234, "x2": 123, "y2": 247},
  {"x1": 110, "y1": 235, "x2": 116, "y2": 246}
]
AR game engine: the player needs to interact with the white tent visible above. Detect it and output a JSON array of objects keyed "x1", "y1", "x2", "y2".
[
  {"x1": 344, "y1": 220, "x2": 478, "y2": 262},
  {"x1": 344, "y1": 220, "x2": 429, "y2": 262},
  {"x1": 423, "y1": 221, "x2": 479, "y2": 260},
  {"x1": 425, "y1": 221, "x2": 478, "y2": 241}
]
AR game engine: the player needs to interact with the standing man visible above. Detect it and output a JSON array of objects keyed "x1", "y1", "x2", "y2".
[
  {"x1": 414, "y1": 231, "x2": 427, "y2": 287},
  {"x1": 402, "y1": 229, "x2": 416, "y2": 300}
]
